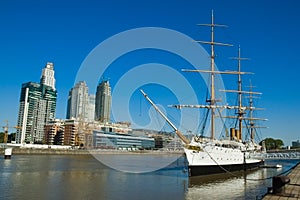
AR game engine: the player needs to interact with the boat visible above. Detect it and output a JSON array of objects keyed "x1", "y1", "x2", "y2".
[
  {"x1": 260, "y1": 164, "x2": 282, "y2": 169},
  {"x1": 4, "y1": 148, "x2": 12, "y2": 159},
  {"x1": 140, "y1": 11, "x2": 266, "y2": 176}
]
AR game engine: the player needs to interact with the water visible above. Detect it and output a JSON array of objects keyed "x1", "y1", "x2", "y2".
[{"x1": 0, "y1": 154, "x2": 298, "y2": 200}]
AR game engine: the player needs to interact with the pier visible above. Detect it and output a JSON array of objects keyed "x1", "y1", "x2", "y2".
[{"x1": 263, "y1": 161, "x2": 300, "y2": 199}]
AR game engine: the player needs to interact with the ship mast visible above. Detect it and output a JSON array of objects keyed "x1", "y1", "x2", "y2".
[
  {"x1": 231, "y1": 46, "x2": 249, "y2": 138},
  {"x1": 182, "y1": 10, "x2": 232, "y2": 140},
  {"x1": 248, "y1": 80, "x2": 255, "y2": 141},
  {"x1": 245, "y1": 81, "x2": 268, "y2": 142},
  {"x1": 222, "y1": 48, "x2": 265, "y2": 141},
  {"x1": 209, "y1": 11, "x2": 217, "y2": 140},
  {"x1": 169, "y1": 11, "x2": 265, "y2": 142},
  {"x1": 237, "y1": 47, "x2": 244, "y2": 135}
]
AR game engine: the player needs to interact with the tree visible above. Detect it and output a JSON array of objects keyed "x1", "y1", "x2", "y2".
[
  {"x1": 0, "y1": 132, "x2": 4, "y2": 143},
  {"x1": 274, "y1": 139, "x2": 284, "y2": 149},
  {"x1": 260, "y1": 138, "x2": 284, "y2": 150},
  {"x1": 0, "y1": 132, "x2": 16, "y2": 143}
]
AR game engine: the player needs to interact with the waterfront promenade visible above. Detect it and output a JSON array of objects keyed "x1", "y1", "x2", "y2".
[{"x1": 263, "y1": 162, "x2": 300, "y2": 199}]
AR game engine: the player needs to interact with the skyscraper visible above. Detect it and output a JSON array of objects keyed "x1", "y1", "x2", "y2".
[
  {"x1": 16, "y1": 62, "x2": 57, "y2": 144},
  {"x1": 95, "y1": 80, "x2": 111, "y2": 123},
  {"x1": 87, "y1": 94, "x2": 96, "y2": 122},
  {"x1": 67, "y1": 81, "x2": 89, "y2": 120},
  {"x1": 66, "y1": 81, "x2": 95, "y2": 122},
  {"x1": 40, "y1": 62, "x2": 56, "y2": 89}
]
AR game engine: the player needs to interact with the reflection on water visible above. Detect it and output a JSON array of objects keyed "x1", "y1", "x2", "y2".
[
  {"x1": 187, "y1": 170, "x2": 265, "y2": 199},
  {"x1": 186, "y1": 159, "x2": 298, "y2": 200},
  {"x1": 0, "y1": 155, "x2": 187, "y2": 200},
  {"x1": 0, "y1": 154, "x2": 298, "y2": 200},
  {"x1": 92, "y1": 153, "x2": 183, "y2": 173}
]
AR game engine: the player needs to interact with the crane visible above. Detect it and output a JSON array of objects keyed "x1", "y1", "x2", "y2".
[{"x1": 1, "y1": 120, "x2": 21, "y2": 144}]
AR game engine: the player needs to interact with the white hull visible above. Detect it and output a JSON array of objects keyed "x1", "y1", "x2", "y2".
[{"x1": 184, "y1": 138, "x2": 265, "y2": 176}]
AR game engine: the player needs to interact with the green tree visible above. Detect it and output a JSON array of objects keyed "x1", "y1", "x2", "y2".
[
  {"x1": 8, "y1": 133, "x2": 16, "y2": 142},
  {"x1": 260, "y1": 138, "x2": 284, "y2": 150},
  {"x1": 0, "y1": 132, "x2": 4, "y2": 143},
  {"x1": 274, "y1": 139, "x2": 284, "y2": 149},
  {"x1": 0, "y1": 132, "x2": 16, "y2": 143}
]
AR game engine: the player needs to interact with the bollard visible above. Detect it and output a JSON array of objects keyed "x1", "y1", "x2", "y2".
[{"x1": 272, "y1": 176, "x2": 290, "y2": 194}]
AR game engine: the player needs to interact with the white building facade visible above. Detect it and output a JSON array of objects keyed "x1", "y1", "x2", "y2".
[
  {"x1": 66, "y1": 81, "x2": 95, "y2": 122},
  {"x1": 40, "y1": 62, "x2": 56, "y2": 89}
]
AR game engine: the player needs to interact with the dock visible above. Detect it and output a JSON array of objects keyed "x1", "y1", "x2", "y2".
[{"x1": 263, "y1": 162, "x2": 300, "y2": 199}]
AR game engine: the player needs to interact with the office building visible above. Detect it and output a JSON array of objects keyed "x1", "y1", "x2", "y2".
[
  {"x1": 93, "y1": 123, "x2": 155, "y2": 150},
  {"x1": 292, "y1": 140, "x2": 300, "y2": 148},
  {"x1": 87, "y1": 94, "x2": 96, "y2": 122},
  {"x1": 16, "y1": 62, "x2": 57, "y2": 144},
  {"x1": 95, "y1": 80, "x2": 111, "y2": 123}
]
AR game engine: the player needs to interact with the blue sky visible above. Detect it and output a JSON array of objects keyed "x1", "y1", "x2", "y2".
[{"x1": 0, "y1": 0, "x2": 299, "y2": 146}]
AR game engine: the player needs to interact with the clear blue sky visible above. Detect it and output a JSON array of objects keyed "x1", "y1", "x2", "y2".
[{"x1": 0, "y1": 0, "x2": 299, "y2": 146}]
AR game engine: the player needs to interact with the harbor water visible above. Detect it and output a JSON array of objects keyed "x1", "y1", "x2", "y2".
[{"x1": 0, "y1": 154, "x2": 298, "y2": 200}]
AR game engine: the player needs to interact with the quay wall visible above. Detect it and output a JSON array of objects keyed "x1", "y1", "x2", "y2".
[{"x1": 0, "y1": 148, "x2": 184, "y2": 156}]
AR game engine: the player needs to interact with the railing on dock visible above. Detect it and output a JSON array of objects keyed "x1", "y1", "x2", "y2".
[{"x1": 265, "y1": 151, "x2": 300, "y2": 160}]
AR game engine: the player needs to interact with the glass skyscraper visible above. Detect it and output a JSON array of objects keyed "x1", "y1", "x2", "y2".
[
  {"x1": 95, "y1": 80, "x2": 111, "y2": 123},
  {"x1": 16, "y1": 62, "x2": 57, "y2": 144}
]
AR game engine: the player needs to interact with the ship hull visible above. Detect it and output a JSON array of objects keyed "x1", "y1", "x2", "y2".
[
  {"x1": 184, "y1": 140, "x2": 265, "y2": 176},
  {"x1": 188, "y1": 160, "x2": 264, "y2": 176}
]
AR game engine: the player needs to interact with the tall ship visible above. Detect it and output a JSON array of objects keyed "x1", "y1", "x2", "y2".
[{"x1": 141, "y1": 11, "x2": 266, "y2": 176}]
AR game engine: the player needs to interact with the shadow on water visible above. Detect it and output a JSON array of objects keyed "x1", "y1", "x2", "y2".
[{"x1": 189, "y1": 168, "x2": 260, "y2": 186}]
